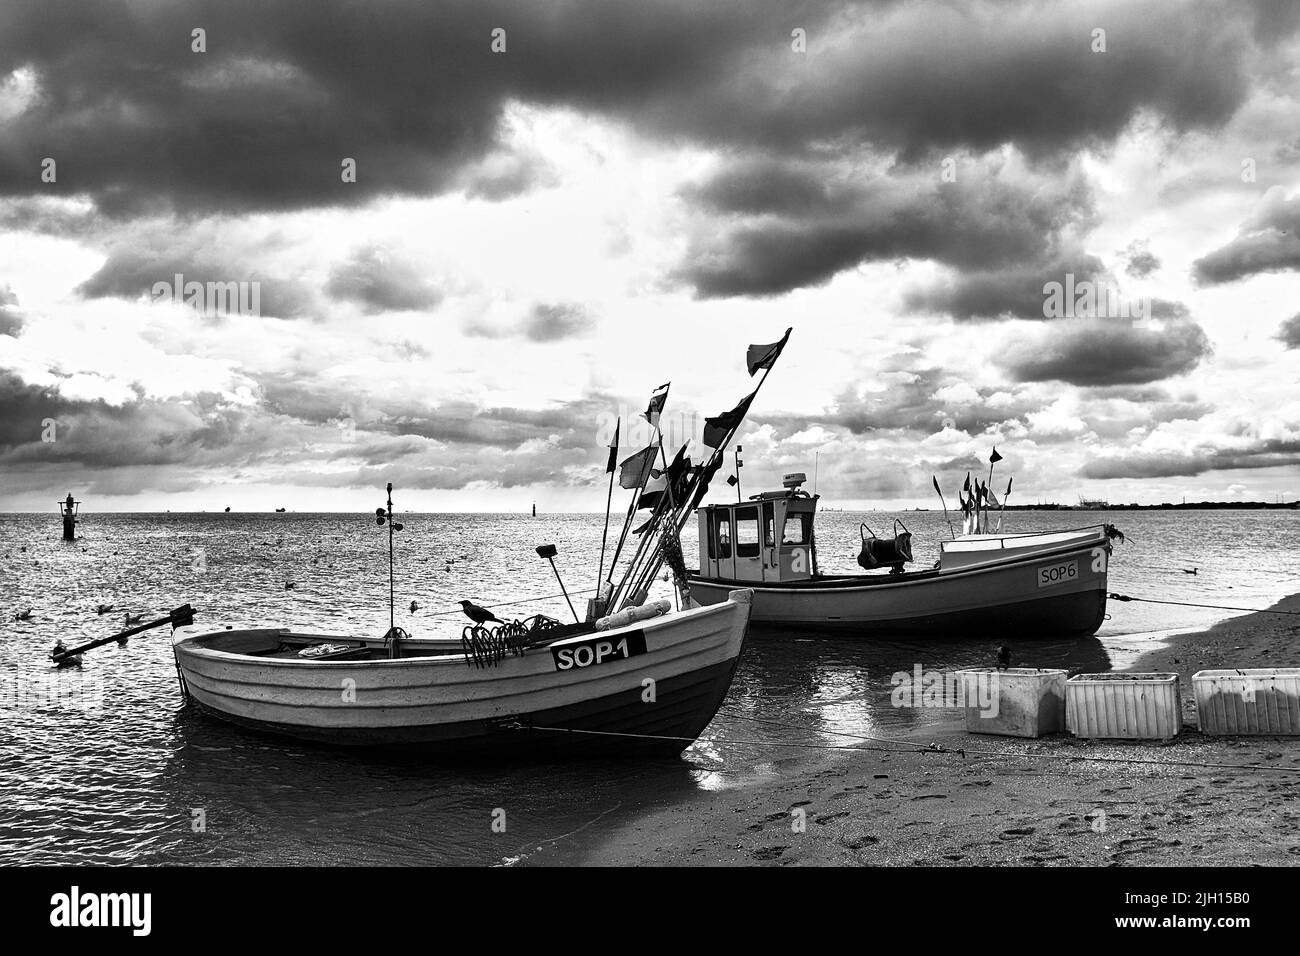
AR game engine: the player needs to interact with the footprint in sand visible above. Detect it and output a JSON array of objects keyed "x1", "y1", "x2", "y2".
[
  {"x1": 815, "y1": 811, "x2": 851, "y2": 825},
  {"x1": 752, "y1": 846, "x2": 788, "y2": 861}
]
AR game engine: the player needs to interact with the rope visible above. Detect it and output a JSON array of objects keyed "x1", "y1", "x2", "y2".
[
  {"x1": 420, "y1": 588, "x2": 598, "y2": 620},
  {"x1": 524, "y1": 714, "x2": 1300, "y2": 775},
  {"x1": 717, "y1": 710, "x2": 1300, "y2": 773},
  {"x1": 1108, "y1": 592, "x2": 1300, "y2": 615},
  {"x1": 461, "y1": 614, "x2": 563, "y2": 668}
]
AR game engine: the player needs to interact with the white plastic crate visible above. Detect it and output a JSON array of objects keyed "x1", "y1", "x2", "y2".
[
  {"x1": 1193, "y1": 669, "x2": 1300, "y2": 735},
  {"x1": 957, "y1": 668, "x2": 1067, "y2": 738},
  {"x1": 1066, "y1": 673, "x2": 1181, "y2": 740}
]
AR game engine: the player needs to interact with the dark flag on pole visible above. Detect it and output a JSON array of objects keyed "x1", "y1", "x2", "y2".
[
  {"x1": 618, "y1": 443, "x2": 657, "y2": 489},
  {"x1": 643, "y1": 383, "x2": 670, "y2": 427},
  {"x1": 990, "y1": 447, "x2": 1003, "y2": 464},
  {"x1": 605, "y1": 418, "x2": 621, "y2": 473},
  {"x1": 703, "y1": 390, "x2": 757, "y2": 448},
  {"x1": 746, "y1": 328, "x2": 792, "y2": 377}
]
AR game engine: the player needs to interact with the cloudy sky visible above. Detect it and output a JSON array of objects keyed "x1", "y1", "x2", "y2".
[{"x1": 1, "y1": 0, "x2": 1298, "y2": 513}]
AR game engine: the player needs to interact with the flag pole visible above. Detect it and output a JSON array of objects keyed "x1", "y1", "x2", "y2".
[
  {"x1": 595, "y1": 417, "x2": 620, "y2": 601},
  {"x1": 619, "y1": 329, "x2": 790, "y2": 610},
  {"x1": 933, "y1": 475, "x2": 955, "y2": 538}
]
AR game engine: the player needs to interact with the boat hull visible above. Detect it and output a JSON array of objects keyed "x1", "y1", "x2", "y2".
[
  {"x1": 172, "y1": 592, "x2": 752, "y2": 757},
  {"x1": 688, "y1": 534, "x2": 1110, "y2": 638}
]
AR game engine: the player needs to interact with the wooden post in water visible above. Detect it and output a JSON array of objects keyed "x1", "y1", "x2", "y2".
[{"x1": 59, "y1": 493, "x2": 79, "y2": 541}]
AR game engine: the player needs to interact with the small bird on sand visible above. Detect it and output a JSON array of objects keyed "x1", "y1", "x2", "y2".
[
  {"x1": 459, "y1": 600, "x2": 503, "y2": 626},
  {"x1": 13, "y1": 608, "x2": 33, "y2": 621},
  {"x1": 409, "y1": 600, "x2": 420, "y2": 613},
  {"x1": 1182, "y1": 567, "x2": 1198, "y2": 575},
  {"x1": 96, "y1": 603, "x2": 114, "y2": 615},
  {"x1": 996, "y1": 645, "x2": 1013, "y2": 670}
]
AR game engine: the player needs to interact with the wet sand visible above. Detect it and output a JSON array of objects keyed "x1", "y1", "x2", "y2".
[{"x1": 578, "y1": 594, "x2": 1300, "y2": 866}]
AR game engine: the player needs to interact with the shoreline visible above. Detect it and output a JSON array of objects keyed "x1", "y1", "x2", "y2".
[{"x1": 566, "y1": 594, "x2": 1300, "y2": 866}]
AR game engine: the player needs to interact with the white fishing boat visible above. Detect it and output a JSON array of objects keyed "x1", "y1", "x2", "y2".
[
  {"x1": 171, "y1": 590, "x2": 753, "y2": 756},
  {"x1": 687, "y1": 472, "x2": 1122, "y2": 637}
]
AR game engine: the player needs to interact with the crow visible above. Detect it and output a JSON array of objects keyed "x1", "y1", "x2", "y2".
[
  {"x1": 996, "y1": 645, "x2": 1012, "y2": 670},
  {"x1": 459, "y1": 600, "x2": 503, "y2": 626}
]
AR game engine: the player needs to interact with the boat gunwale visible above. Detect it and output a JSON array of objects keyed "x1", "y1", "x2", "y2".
[
  {"x1": 688, "y1": 530, "x2": 1109, "y2": 593},
  {"x1": 173, "y1": 595, "x2": 747, "y2": 667}
]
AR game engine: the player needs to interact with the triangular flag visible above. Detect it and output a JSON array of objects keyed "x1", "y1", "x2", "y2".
[
  {"x1": 642, "y1": 383, "x2": 670, "y2": 428},
  {"x1": 989, "y1": 446, "x2": 1003, "y2": 464},
  {"x1": 605, "y1": 418, "x2": 621, "y2": 473},
  {"x1": 703, "y1": 390, "x2": 757, "y2": 448},
  {"x1": 746, "y1": 328, "x2": 792, "y2": 377},
  {"x1": 618, "y1": 443, "x2": 656, "y2": 490}
]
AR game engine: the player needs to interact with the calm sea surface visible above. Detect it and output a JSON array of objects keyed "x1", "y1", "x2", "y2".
[{"x1": 2, "y1": 508, "x2": 1298, "y2": 865}]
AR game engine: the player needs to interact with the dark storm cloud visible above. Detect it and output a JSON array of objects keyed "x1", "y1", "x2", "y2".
[
  {"x1": 325, "y1": 246, "x2": 442, "y2": 313},
  {"x1": 0, "y1": 285, "x2": 22, "y2": 336},
  {"x1": 75, "y1": 241, "x2": 316, "y2": 318},
  {"x1": 1082, "y1": 439, "x2": 1300, "y2": 479},
  {"x1": 0, "y1": 364, "x2": 624, "y2": 494},
  {"x1": 0, "y1": 370, "x2": 305, "y2": 470},
  {"x1": 1000, "y1": 318, "x2": 1211, "y2": 386},
  {"x1": 1193, "y1": 188, "x2": 1300, "y2": 284},
  {"x1": 0, "y1": 0, "x2": 1278, "y2": 221},
  {"x1": 1278, "y1": 313, "x2": 1300, "y2": 348},
  {"x1": 681, "y1": 164, "x2": 1097, "y2": 298},
  {"x1": 904, "y1": 255, "x2": 1105, "y2": 320}
]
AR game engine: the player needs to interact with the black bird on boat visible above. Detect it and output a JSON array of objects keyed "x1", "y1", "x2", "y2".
[{"x1": 459, "y1": 600, "x2": 503, "y2": 626}]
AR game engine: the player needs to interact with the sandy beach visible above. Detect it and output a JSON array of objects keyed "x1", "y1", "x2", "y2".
[{"x1": 577, "y1": 594, "x2": 1300, "y2": 866}]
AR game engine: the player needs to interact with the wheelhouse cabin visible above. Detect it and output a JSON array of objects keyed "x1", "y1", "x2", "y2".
[{"x1": 697, "y1": 473, "x2": 818, "y2": 584}]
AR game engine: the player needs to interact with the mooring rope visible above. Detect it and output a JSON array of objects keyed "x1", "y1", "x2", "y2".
[
  {"x1": 1108, "y1": 592, "x2": 1300, "y2": 615},
  {"x1": 525, "y1": 715, "x2": 1300, "y2": 775}
]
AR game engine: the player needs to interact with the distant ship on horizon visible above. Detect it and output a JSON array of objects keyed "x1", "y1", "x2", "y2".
[{"x1": 1077, "y1": 496, "x2": 1110, "y2": 509}]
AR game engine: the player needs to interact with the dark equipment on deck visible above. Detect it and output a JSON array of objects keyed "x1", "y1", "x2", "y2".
[
  {"x1": 857, "y1": 519, "x2": 913, "y2": 573},
  {"x1": 49, "y1": 604, "x2": 196, "y2": 666}
]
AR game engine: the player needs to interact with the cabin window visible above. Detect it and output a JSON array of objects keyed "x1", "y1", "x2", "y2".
[
  {"x1": 735, "y1": 507, "x2": 760, "y2": 558},
  {"x1": 763, "y1": 503, "x2": 776, "y2": 546},
  {"x1": 781, "y1": 512, "x2": 811, "y2": 545},
  {"x1": 711, "y1": 511, "x2": 732, "y2": 559}
]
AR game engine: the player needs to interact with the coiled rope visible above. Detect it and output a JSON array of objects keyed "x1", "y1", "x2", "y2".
[{"x1": 461, "y1": 614, "x2": 563, "y2": 668}]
